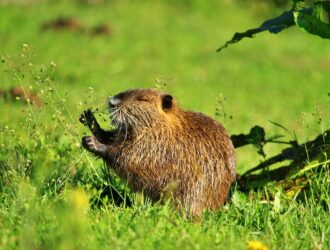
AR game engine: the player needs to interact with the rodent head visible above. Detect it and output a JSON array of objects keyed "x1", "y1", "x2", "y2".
[{"x1": 108, "y1": 89, "x2": 178, "y2": 133}]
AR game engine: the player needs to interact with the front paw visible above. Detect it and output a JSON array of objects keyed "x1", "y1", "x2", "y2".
[
  {"x1": 82, "y1": 135, "x2": 98, "y2": 153},
  {"x1": 79, "y1": 109, "x2": 96, "y2": 128}
]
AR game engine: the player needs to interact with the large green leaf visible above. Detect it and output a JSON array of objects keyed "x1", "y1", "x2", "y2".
[
  {"x1": 294, "y1": 1, "x2": 330, "y2": 38},
  {"x1": 216, "y1": 10, "x2": 295, "y2": 52},
  {"x1": 217, "y1": 1, "x2": 330, "y2": 52}
]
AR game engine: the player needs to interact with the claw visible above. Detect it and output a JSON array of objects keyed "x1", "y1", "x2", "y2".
[
  {"x1": 82, "y1": 135, "x2": 97, "y2": 152},
  {"x1": 79, "y1": 109, "x2": 96, "y2": 129},
  {"x1": 79, "y1": 113, "x2": 88, "y2": 126}
]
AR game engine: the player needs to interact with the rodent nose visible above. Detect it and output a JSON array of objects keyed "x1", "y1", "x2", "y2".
[{"x1": 109, "y1": 96, "x2": 121, "y2": 108}]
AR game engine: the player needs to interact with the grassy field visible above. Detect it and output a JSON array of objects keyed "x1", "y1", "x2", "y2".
[{"x1": 0, "y1": 0, "x2": 329, "y2": 249}]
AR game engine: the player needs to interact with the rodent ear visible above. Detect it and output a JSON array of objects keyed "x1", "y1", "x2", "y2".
[{"x1": 162, "y1": 94, "x2": 173, "y2": 110}]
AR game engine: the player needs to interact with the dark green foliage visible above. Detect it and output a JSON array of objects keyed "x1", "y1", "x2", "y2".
[
  {"x1": 218, "y1": 0, "x2": 330, "y2": 52},
  {"x1": 295, "y1": 1, "x2": 330, "y2": 38},
  {"x1": 217, "y1": 10, "x2": 295, "y2": 52}
]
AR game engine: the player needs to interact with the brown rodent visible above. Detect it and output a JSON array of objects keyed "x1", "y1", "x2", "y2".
[
  {"x1": 10, "y1": 86, "x2": 42, "y2": 107},
  {"x1": 0, "y1": 86, "x2": 41, "y2": 107},
  {"x1": 42, "y1": 17, "x2": 83, "y2": 33},
  {"x1": 80, "y1": 89, "x2": 236, "y2": 216}
]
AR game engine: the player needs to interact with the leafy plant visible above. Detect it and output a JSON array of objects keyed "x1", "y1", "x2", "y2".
[{"x1": 217, "y1": 0, "x2": 330, "y2": 52}]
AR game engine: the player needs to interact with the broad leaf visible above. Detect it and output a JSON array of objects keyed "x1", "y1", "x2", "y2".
[
  {"x1": 294, "y1": 1, "x2": 330, "y2": 38},
  {"x1": 217, "y1": 1, "x2": 330, "y2": 52},
  {"x1": 217, "y1": 10, "x2": 295, "y2": 52}
]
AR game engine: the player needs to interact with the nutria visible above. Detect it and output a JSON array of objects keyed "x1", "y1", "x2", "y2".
[
  {"x1": 80, "y1": 89, "x2": 236, "y2": 216},
  {"x1": 0, "y1": 86, "x2": 41, "y2": 107},
  {"x1": 10, "y1": 86, "x2": 42, "y2": 107},
  {"x1": 89, "y1": 23, "x2": 112, "y2": 37},
  {"x1": 42, "y1": 17, "x2": 83, "y2": 33}
]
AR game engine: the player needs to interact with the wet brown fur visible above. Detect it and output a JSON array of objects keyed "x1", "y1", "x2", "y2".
[{"x1": 81, "y1": 89, "x2": 236, "y2": 216}]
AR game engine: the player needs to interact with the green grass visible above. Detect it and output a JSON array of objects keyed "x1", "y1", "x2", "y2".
[{"x1": 0, "y1": 0, "x2": 329, "y2": 249}]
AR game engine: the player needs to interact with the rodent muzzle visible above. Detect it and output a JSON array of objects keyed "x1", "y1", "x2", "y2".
[{"x1": 108, "y1": 96, "x2": 121, "y2": 109}]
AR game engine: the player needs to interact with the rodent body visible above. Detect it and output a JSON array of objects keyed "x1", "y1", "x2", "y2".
[
  {"x1": 0, "y1": 86, "x2": 41, "y2": 107},
  {"x1": 81, "y1": 89, "x2": 236, "y2": 216}
]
